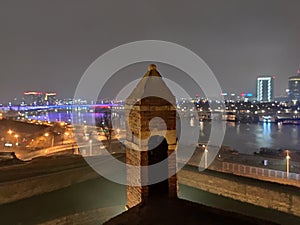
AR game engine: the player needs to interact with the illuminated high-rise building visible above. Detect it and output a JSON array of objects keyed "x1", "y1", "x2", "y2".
[
  {"x1": 256, "y1": 76, "x2": 274, "y2": 102},
  {"x1": 288, "y1": 68, "x2": 300, "y2": 102}
]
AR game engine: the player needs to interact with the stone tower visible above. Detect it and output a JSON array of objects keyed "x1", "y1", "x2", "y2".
[{"x1": 125, "y1": 64, "x2": 177, "y2": 208}]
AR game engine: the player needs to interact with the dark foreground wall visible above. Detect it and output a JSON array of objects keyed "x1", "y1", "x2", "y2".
[
  {"x1": 178, "y1": 168, "x2": 300, "y2": 217},
  {"x1": 0, "y1": 166, "x2": 99, "y2": 205},
  {"x1": 38, "y1": 206, "x2": 124, "y2": 225}
]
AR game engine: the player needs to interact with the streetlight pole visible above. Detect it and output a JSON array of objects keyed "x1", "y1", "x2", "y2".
[
  {"x1": 201, "y1": 144, "x2": 208, "y2": 169},
  {"x1": 89, "y1": 139, "x2": 93, "y2": 156},
  {"x1": 14, "y1": 134, "x2": 19, "y2": 146},
  {"x1": 7, "y1": 130, "x2": 13, "y2": 146},
  {"x1": 204, "y1": 148, "x2": 208, "y2": 169},
  {"x1": 286, "y1": 150, "x2": 291, "y2": 178},
  {"x1": 45, "y1": 133, "x2": 54, "y2": 148},
  {"x1": 51, "y1": 136, "x2": 54, "y2": 147}
]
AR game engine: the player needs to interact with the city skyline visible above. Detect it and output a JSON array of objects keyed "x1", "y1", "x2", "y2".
[{"x1": 2, "y1": 67, "x2": 299, "y2": 105}]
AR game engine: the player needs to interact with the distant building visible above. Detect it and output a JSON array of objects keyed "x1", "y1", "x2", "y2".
[
  {"x1": 24, "y1": 91, "x2": 43, "y2": 106},
  {"x1": 288, "y1": 68, "x2": 300, "y2": 102},
  {"x1": 23, "y1": 91, "x2": 58, "y2": 105},
  {"x1": 256, "y1": 76, "x2": 274, "y2": 102},
  {"x1": 44, "y1": 92, "x2": 57, "y2": 105},
  {"x1": 239, "y1": 92, "x2": 254, "y2": 102}
]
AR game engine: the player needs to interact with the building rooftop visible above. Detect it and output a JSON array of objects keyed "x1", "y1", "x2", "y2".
[
  {"x1": 104, "y1": 197, "x2": 278, "y2": 225},
  {"x1": 126, "y1": 64, "x2": 175, "y2": 105},
  {"x1": 289, "y1": 75, "x2": 300, "y2": 80}
]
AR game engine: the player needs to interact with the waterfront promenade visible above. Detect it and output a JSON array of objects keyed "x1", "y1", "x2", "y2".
[{"x1": 187, "y1": 146, "x2": 300, "y2": 188}]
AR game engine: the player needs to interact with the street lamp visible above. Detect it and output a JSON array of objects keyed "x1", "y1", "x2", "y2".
[
  {"x1": 62, "y1": 132, "x2": 70, "y2": 145},
  {"x1": 89, "y1": 139, "x2": 93, "y2": 156},
  {"x1": 286, "y1": 150, "x2": 291, "y2": 178},
  {"x1": 14, "y1": 134, "x2": 19, "y2": 146},
  {"x1": 204, "y1": 148, "x2": 208, "y2": 169},
  {"x1": 200, "y1": 144, "x2": 208, "y2": 169},
  {"x1": 44, "y1": 133, "x2": 54, "y2": 147}
]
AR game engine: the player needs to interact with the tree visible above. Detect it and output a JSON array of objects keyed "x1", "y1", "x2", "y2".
[{"x1": 96, "y1": 111, "x2": 113, "y2": 147}]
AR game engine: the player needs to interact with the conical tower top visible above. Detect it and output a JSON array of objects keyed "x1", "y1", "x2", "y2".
[{"x1": 143, "y1": 64, "x2": 161, "y2": 77}]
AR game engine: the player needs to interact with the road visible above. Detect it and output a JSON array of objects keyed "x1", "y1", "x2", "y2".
[{"x1": 13, "y1": 138, "x2": 124, "y2": 161}]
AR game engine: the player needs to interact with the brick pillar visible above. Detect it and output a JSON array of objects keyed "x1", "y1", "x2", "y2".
[{"x1": 125, "y1": 65, "x2": 178, "y2": 208}]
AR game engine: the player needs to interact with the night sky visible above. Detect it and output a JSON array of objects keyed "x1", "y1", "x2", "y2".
[{"x1": 1, "y1": 0, "x2": 300, "y2": 102}]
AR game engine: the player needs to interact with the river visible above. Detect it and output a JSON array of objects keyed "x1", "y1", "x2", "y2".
[
  {"x1": 198, "y1": 121, "x2": 300, "y2": 154},
  {"x1": 29, "y1": 110, "x2": 300, "y2": 155}
]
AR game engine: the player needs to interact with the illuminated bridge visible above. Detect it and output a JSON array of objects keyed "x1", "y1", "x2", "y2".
[{"x1": 0, "y1": 104, "x2": 123, "y2": 112}]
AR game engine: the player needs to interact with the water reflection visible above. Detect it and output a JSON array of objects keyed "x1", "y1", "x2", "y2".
[
  {"x1": 199, "y1": 121, "x2": 204, "y2": 137},
  {"x1": 236, "y1": 124, "x2": 240, "y2": 135},
  {"x1": 261, "y1": 122, "x2": 272, "y2": 147},
  {"x1": 227, "y1": 122, "x2": 236, "y2": 128},
  {"x1": 190, "y1": 117, "x2": 195, "y2": 127}
]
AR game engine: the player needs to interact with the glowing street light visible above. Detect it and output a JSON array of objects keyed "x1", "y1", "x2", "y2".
[
  {"x1": 286, "y1": 150, "x2": 291, "y2": 178},
  {"x1": 201, "y1": 144, "x2": 208, "y2": 169},
  {"x1": 204, "y1": 148, "x2": 208, "y2": 169},
  {"x1": 7, "y1": 130, "x2": 13, "y2": 135},
  {"x1": 64, "y1": 132, "x2": 70, "y2": 139},
  {"x1": 61, "y1": 132, "x2": 70, "y2": 145},
  {"x1": 44, "y1": 132, "x2": 54, "y2": 147},
  {"x1": 14, "y1": 134, "x2": 19, "y2": 146}
]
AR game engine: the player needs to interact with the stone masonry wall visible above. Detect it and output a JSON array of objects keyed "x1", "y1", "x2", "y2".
[
  {"x1": 178, "y1": 169, "x2": 300, "y2": 217},
  {"x1": 0, "y1": 166, "x2": 99, "y2": 205}
]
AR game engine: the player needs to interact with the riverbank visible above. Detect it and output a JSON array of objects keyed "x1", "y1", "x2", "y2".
[
  {"x1": 187, "y1": 145, "x2": 300, "y2": 187},
  {"x1": 0, "y1": 118, "x2": 72, "y2": 153}
]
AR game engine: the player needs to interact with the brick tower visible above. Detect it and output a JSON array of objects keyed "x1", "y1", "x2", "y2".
[{"x1": 125, "y1": 64, "x2": 177, "y2": 208}]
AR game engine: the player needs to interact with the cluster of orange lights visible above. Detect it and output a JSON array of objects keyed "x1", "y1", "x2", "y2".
[
  {"x1": 24, "y1": 91, "x2": 43, "y2": 95},
  {"x1": 24, "y1": 91, "x2": 56, "y2": 95}
]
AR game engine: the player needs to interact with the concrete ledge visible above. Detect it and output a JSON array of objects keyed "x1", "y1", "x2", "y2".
[
  {"x1": 38, "y1": 206, "x2": 125, "y2": 225},
  {"x1": 0, "y1": 165, "x2": 99, "y2": 205},
  {"x1": 178, "y1": 169, "x2": 300, "y2": 217}
]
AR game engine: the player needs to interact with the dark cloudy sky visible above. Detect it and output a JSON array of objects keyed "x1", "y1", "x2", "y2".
[{"x1": 1, "y1": 0, "x2": 300, "y2": 102}]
